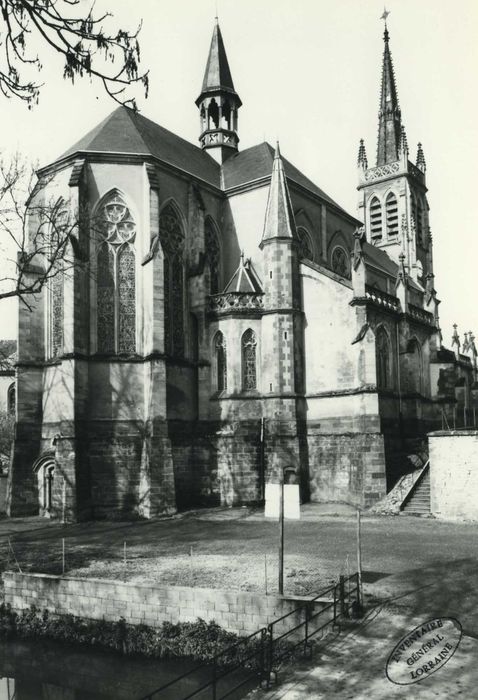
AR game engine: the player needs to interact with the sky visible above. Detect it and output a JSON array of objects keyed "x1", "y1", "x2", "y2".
[{"x1": 0, "y1": 0, "x2": 477, "y2": 345}]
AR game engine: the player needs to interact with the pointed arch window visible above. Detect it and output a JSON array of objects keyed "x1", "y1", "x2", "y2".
[
  {"x1": 47, "y1": 199, "x2": 69, "y2": 359},
  {"x1": 96, "y1": 191, "x2": 136, "y2": 354},
  {"x1": 205, "y1": 220, "x2": 221, "y2": 294},
  {"x1": 385, "y1": 193, "x2": 398, "y2": 237},
  {"x1": 331, "y1": 246, "x2": 350, "y2": 279},
  {"x1": 242, "y1": 329, "x2": 257, "y2": 391},
  {"x1": 297, "y1": 227, "x2": 314, "y2": 261},
  {"x1": 376, "y1": 326, "x2": 392, "y2": 390},
  {"x1": 49, "y1": 261, "x2": 64, "y2": 358},
  {"x1": 7, "y1": 382, "x2": 15, "y2": 415},
  {"x1": 214, "y1": 331, "x2": 227, "y2": 392},
  {"x1": 159, "y1": 203, "x2": 185, "y2": 357},
  {"x1": 369, "y1": 196, "x2": 382, "y2": 240}
]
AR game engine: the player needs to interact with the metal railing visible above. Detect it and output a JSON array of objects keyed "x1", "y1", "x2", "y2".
[
  {"x1": 139, "y1": 627, "x2": 268, "y2": 700},
  {"x1": 139, "y1": 573, "x2": 361, "y2": 699}
]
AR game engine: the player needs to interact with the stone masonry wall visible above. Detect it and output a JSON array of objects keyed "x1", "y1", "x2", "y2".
[
  {"x1": 2, "y1": 572, "x2": 313, "y2": 637},
  {"x1": 429, "y1": 430, "x2": 478, "y2": 520},
  {"x1": 308, "y1": 427, "x2": 386, "y2": 508}
]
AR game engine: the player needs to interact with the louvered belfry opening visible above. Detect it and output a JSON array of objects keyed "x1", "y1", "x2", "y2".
[
  {"x1": 386, "y1": 192, "x2": 398, "y2": 237},
  {"x1": 370, "y1": 196, "x2": 382, "y2": 240}
]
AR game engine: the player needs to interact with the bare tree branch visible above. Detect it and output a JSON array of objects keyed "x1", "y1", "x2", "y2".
[{"x1": 0, "y1": 0, "x2": 148, "y2": 109}]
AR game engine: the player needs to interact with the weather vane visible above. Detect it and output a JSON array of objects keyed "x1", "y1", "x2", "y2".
[{"x1": 381, "y1": 7, "x2": 390, "y2": 24}]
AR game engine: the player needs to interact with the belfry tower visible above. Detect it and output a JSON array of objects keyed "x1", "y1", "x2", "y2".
[
  {"x1": 357, "y1": 15, "x2": 433, "y2": 289},
  {"x1": 195, "y1": 18, "x2": 242, "y2": 163}
]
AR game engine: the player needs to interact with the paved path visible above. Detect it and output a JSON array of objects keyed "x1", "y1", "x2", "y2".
[{"x1": 249, "y1": 606, "x2": 478, "y2": 699}]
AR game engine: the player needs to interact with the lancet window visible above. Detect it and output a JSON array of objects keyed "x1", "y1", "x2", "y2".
[
  {"x1": 205, "y1": 220, "x2": 221, "y2": 294},
  {"x1": 214, "y1": 331, "x2": 227, "y2": 392},
  {"x1": 385, "y1": 193, "x2": 398, "y2": 237},
  {"x1": 96, "y1": 191, "x2": 136, "y2": 354},
  {"x1": 159, "y1": 203, "x2": 185, "y2": 356},
  {"x1": 242, "y1": 329, "x2": 257, "y2": 391},
  {"x1": 297, "y1": 227, "x2": 314, "y2": 261},
  {"x1": 331, "y1": 246, "x2": 350, "y2": 279},
  {"x1": 369, "y1": 196, "x2": 382, "y2": 239},
  {"x1": 50, "y1": 262, "x2": 64, "y2": 357},
  {"x1": 376, "y1": 326, "x2": 392, "y2": 390}
]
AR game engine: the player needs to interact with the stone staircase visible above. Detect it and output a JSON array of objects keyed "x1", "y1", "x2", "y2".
[{"x1": 400, "y1": 465, "x2": 431, "y2": 516}]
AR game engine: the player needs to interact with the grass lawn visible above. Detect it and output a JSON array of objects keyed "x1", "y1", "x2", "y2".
[{"x1": 2, "y1": 505, "x2": 478, "y2": 631}]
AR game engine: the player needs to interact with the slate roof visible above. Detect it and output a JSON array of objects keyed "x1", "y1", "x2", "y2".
[
  {"x1": 199, "y1": 21, "x2": 237, "y2": 96},
  {"x1": 224, "y1": 256, "x2": 263, "y2": 293},
  {"x1": 58, "y1": 107, "x2": 221, "y2": 188},
  {"x1": 222, "y1": 142, "x2": 348, "y2": 212},
  {"x1": 362, "y1": 240, "x2": 423, "y2": 292},
  {"x1": 55, "y1": 107, "x2": 354, "y2": 220}
]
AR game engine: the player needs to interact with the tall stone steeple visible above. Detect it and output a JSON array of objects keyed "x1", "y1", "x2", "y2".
[
  {"x1": 195, "y1": 18, "x2": 242, "y2": 164},
  {"x1": 376, "y1": 17, "x2": 402, "y2": 166},
  {"x1": 357, "y1": 13, "x2": 433, "y2": 288}
]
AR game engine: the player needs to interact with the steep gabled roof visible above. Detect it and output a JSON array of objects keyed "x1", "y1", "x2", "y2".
[
  {"x1": 57, "y1": 107, "x2": 221, "y2": 188},
  {"x1": 222, "y1": 142, "x2": 353, "y2": 217},
  {"x1": 224, "y1": 255, "x2": 263, "y2": 293}
]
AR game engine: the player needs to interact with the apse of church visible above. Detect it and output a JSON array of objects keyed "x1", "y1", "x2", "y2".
[{"x1": 7, "y1": 18, "x2": 477, "y2": 521}]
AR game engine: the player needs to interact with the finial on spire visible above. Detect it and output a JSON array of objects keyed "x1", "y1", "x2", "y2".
[
  {"x1": 416, "y1": 142, "x2": 426, "y2": 172},
  {"x1": 275, "y1": 140, "x2": 281, "y2": 159},
  {"x1": 358, "y1": 138, "x2": 368, "y2": 169},
  {"x1": 399, "y1": 125, "x2": 409, "y2": 155},
  {"x1": 381, "y1": 7, "x2": 390, "y2": 41}
]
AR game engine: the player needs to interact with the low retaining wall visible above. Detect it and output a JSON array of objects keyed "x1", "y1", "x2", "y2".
[
  {"x1": 2, "y1": 572, "x2": 318, "y2": 635},
  {"x1": 429, "y1": 430, "x2": 478, "y2": 520}
]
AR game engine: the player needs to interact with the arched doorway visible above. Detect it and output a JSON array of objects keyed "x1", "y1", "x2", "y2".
[{"x1": 33, "y1": 453, "x2": 56, "y2": 517}]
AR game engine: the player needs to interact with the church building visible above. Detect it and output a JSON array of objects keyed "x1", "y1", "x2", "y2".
[{"x1": 7, "y1": 18, "x2": 477, "y2": 520}]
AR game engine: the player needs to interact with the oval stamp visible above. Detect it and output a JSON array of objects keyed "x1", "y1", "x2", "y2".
[{"x1": 386, "y1": 617, "x2": 462, "y2": 685}]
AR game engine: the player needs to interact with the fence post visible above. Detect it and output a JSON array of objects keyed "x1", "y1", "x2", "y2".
[
  {"x1": 333, "y1": 584, "x2": 337, "y2": 624},
  {"x1": 339, "y1": 575, "x2": 346, "y2": 618},
  {"x1": 212, "y1": 654, "x2": 217, "y2": 700},
  {"x1": 267, "y1": 624, "x2": 275, "y2": 686}
]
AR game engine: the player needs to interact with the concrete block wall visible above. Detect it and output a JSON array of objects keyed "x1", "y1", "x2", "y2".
[
  {"x1": 429, "y1": 430, "x2": 478, "y2": 520},
  {"x1": 2, "y1": 572, "x2": 314, "y2": 636}
]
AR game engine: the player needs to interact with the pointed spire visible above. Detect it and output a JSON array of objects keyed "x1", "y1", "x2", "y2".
[
  {"x1": 261, "y1": 142, "x2": 296, "y2": 245},
  {"x1": 416, "y1": 142, "x2": 426, "y2": 172},
  {"x1": 200, "y1": 20, "x2": 237, "y2": 95},
  {"x1": 463, "y1": 332, "x2": 470, "y2": 352},
  {"x1": 452, "y1": 324, "x2": 460, "y2": 356},
  {"x1": 357, "y1": 139, "x2": 368, "y2": 169},
  {"x1": 376, "y1": 18, "x2": 402, "y2": 166},
  {"x1": 196, "y1": 20, "x2": 242, "y2": 162}
]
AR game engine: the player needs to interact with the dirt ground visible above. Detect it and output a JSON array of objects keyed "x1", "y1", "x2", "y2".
[{"x1": 2, "y1": 505, "x2": 478, "y2": 698}]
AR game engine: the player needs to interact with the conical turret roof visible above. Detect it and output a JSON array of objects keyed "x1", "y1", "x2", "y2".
[
  {"x1": 196, "y1": 20, "x2": 241, "y2": 104},
  {"x1": 261, "y1": 143, "x2": 296, "y2": 245}
]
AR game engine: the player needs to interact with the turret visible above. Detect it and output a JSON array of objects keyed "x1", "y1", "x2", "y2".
[{"x1": 195, "y1": 18, "x2": 242, "y2": 164}]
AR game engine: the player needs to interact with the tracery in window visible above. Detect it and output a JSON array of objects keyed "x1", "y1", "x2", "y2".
[
  {"x1": 50, "y1": 262, "x2": 64, "y2": 358},
  {"x1": 331, "y1": 246, "x2": 350, "y2": 279},
  {"x1": 205, "y1": 220, "x2": 221, "y2": 294},
  {"x1": 242, "y1": 329, "x2": 257, "y2": 391},
  {"x1": 297, "y1": 227, "x2": 314, "y2": 261},
  {"x1": 376, "y1": 326, "x2": 392, "y2": 390},
  {"x1": 214, "y1": 331, "x2": 227, "y2": 392},
  {"x1": 159, "y1": 203, "x2": 185, "y2": 356},
  {"x1": 96, "y1": 191, "x2": 136, "y2": 354}
]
